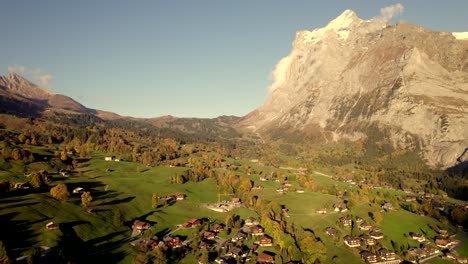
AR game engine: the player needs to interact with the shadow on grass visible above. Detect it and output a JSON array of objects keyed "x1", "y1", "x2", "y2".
[
  {"x1": 0, "y1": 212, "x2": 42, "y2": 249},
  {"x1": 99, "y1": 196, "x2": 136, "y2": 206},
  {"x1": 0, "y1": 201, "x2": 40, "y2": 210},
  {"x1": 0, "y1": 197, "x2": 32, "y2": 205},
  {"x1": 155, "y1": 228, "x2": 171, "y2": 238}
]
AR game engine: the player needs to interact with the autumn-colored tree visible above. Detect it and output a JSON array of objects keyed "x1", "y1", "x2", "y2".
[
  {"x1": 60, "y1": 151, "x2": 68, "y2": 161},
  {"x1": 371, "y1": 211, "x2": 383, "y2": 224},
  {"x1": 11, "y1": 149, "x2": 22, "y2": 161},
  {"x1": 81, "y1": 191, "x2": 92, "y2": 208},
  {"x1": 50, "y1": 184, "x2": 70, "y2": 201},
  {"x1": 29, "y1": 172, "x2": 44, "y2": 189},
  {"x1": 152, "y1": 193, "x2": 158, "y2": 209},
  {"x1": 451, "y1": 207, "x2": 467, "y2": 225},
  {"x1": 0, "y1": 240, "x2": 11, "y2": 264}
]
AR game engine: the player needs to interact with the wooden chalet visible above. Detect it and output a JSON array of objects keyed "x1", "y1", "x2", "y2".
[
  {"x1": 46, "y1": 222, "x2": 59, "y2": 230},
  {"x1": 360, "y1": 235, "x2": 376, "y2": 246},
  {"x1": 325, "y1": 227, "x2": 338, "y2": 236},
  {"x1": 378, "y1": 248, "x2": 397, "y2": 261},
  {"x1": 344, "y1": 235, "x2": 360, "y2": 247},
  {"x1": 359, "y1": 222, "x2": 373, "y2": 231},
  {"x1": 211, "y1": 223, "x2": 225, "y2": 233},
  {"x1": 316, "y1": 208, "x2": 327, "y2": 214},
  {"x1": 338, "y1": 216, "x2": 353, "y2": 227},
  {"x1": 257, "y1": 252, "x2": 275, "y2": 264},
  {"x1": 163, "y1": 236, "x2": 181, "y2": 248},
  {"x1": 257, "y1": 235, "x2": 273, "y2": 247},
  {"x1": 360, "y1": 250, "x2": 378, "y2": 263},
  {"x1": 250, "y1": 225, "x2": 264, "y2": 236},
  {"x1": 369, "y1": 231, "x2": 384, "y2": 240},
  {"x1": 133, "y1": 220, "x2": 150, "y2": 230},
  {"x1": 410, "y1": 233, "x2": 425, "y2": 242}
]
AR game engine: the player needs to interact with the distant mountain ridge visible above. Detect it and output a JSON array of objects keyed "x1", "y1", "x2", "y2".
[
  {"x1": 241, "y1": 10, "x2": 468, "y2": 168},
  {"x1": 0, "y1": 72, "x2": 92, "y2": 116}
]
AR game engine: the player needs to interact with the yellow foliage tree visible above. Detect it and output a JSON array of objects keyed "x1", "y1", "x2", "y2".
[
  {"x1": 50, "y1": 184, "x2": 70, "y2": 201},
  {"x1": 81, "y1": 192, "x2": 92, "y2": 208}
]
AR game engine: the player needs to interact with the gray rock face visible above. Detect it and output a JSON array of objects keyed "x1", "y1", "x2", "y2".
[{"x1": 242, "y1": 10, "x2": 468, "y2": 168}]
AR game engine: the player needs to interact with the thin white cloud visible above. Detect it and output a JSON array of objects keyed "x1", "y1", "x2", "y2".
[
  {"x1": 268, "y1": 51, "x2": 297, "y2": 93},
  {"x1": 376, "y1": 3, "x2": 404, "y2": 22},
  {"x1": 7, "y1": 65, "x2": 53, "y2": 87}
]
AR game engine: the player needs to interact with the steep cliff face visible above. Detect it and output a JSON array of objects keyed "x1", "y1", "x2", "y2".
[{"x1": 242, "y1": 10, "x2": 468, "y2": 168}]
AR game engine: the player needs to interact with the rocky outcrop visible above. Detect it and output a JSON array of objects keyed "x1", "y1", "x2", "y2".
[{"x1": 242, "y1": 10, "x2": 468, "y2": 168}]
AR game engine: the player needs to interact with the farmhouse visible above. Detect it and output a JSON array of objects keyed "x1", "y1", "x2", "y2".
[
  {"x1": 202, "y1": 231, "x2": 216, "y2": 240},
  {"x1": 72, "y1": 187, "x2": 84, "y2": 194},
  {"x1": 359, "y1": 222, "x2": 373, "y2": 231},
  {"x1": 104, "y1": 156, "x2": 115, "y2": 161},
  {"x1": 244, "y1": 217, "x2": 258, "y2": 226},
  {"x1": 231, "y1": 247, "x2": 247, "y2": 258},
  {"x1": 163, "y1": 236, "x2": 181, "y2": 248},
  {"x1": 360, "y1": 235, "x2": 376, "y2": 246},
  {"x1": 360, "y1": 250, "x2": 378, "y2": 263},
  {"x1": 382, "y1": 202, "x2": 394, "y2": 210},
  {"x1": 408, "y1": 248, "x2": 427, "y2": 259},
  {"x1": 422, "y1": 245, "x2": 440, "y2": 255},
  {"x1": 256, "y1": 235, "x2": 273, "y2": 247},
  {"x1": 379, "y1": 248, "x2": 397, "y2": 261},
  {"x1": 250, "y1": 225, "x2": 265, "y2": 236},
  {"x1": 410, "y1": 233, "x2": 425, "y2": 242},
  {"x1": 257, "y1": 252, "x2": 275, "y2": 264},
  {"x1": 211, "y1": 223, "x2": 225, "y2": 233},
  {"x1": 325, "y1": 227, "x2": 338, "y2": 236},
  {"x1": 435, "y1": 237, "x2": 452, "y2": 248},
  {"x1": 46, "y1": 222, "x2": 59, "y2": 230},
  {"x1": 338, "y1": 216, "x2": 352, "y2": 227},
  {"x1": 133, "y1": 220, "x2": 150, "y2": 230},
  {"x1": 344, "y1": 235, "x2": 360, "y2": 247},
  {"x1": 182, "y1": 218, "x2": 201, "y2": 228},
  {"x1": 14, "y1": 182, "x2": 29, "y2": 189},
  {"x1": 334, "y1": 203, "x2": 348, "y2": 212},
  {"x1": 369, "y1": 231, "x2": 384, "y2": 240},
  {"x1": 355, "y1": 216, "x2": 364, "y2": 223},
  {"x1": 316, "y1": 208, "x2": 327, "y2": 214}
]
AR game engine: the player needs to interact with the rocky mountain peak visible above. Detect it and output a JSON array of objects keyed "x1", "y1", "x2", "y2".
[
  {"x1": 242, "y1": 10, "x2": 468, "y2": 168},
  {"x1": 0, "y1": 72, "x2": 54, "y2": 100}
]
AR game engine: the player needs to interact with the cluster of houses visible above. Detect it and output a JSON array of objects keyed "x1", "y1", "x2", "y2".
[
  {"x1": 206, "y1": 198, "x2": 242, "y2": 212},
  {"x1": 130, "y1": 216, "x2": 279, "y2": 264},
  {"x1": 322, "y1": 214, "x2": 401, "y2": 263}
]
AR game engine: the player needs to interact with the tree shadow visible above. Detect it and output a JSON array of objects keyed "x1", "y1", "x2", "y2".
[
  {"x1": 0, "y1": 201, "x2": 40, "y2": 210},
  {"x1": 155, "y1": 228, "x2": 171, "y2": 238},
  {"x1": 0, "y1": 212, "x2": 41, "y2": 249},
  {"x1": 99, "y1": 196, "x2": 135, "y2": 206}
]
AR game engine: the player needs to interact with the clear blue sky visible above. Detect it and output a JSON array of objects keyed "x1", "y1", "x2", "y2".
[{"x1": 1, "y1": 0, "x2": 466, "y2": 118}]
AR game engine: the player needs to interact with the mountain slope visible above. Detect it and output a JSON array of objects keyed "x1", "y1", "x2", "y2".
[
  {"x1": 241, "y1": 10, "x2": 468, "y2": 168},
  {"x1": 0, "y1": 73, "x2": 92, "y2": 115}
]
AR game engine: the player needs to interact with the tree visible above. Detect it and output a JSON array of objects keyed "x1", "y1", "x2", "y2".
[
  {"x1": 225, "y1": 214, "x2": 234, "y2": 228},
  {"x1": 451, "y1": 207, "x2": 467, "y2": 225},
  {"x1": 60, "y1": 151, "x2": 68, "y2": 162},
  {"x1": 50, "y1": 184, "x2": 70, "y2": 201},
  {"x1": 29, "y1": 172, "x2": 44, "y2": 189},
  {"x1": 0, "y1": 240, "x2": 11, "y2": 264},
  {"x1": 81, "y1": 192, "x2": 92, "y2": 208},
  {"x1": 371, "y1": 211, "x2": 383, "y2": 224},
  {"x1": 152, "y1": 193, "x2": 158, "y2": 209}
]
